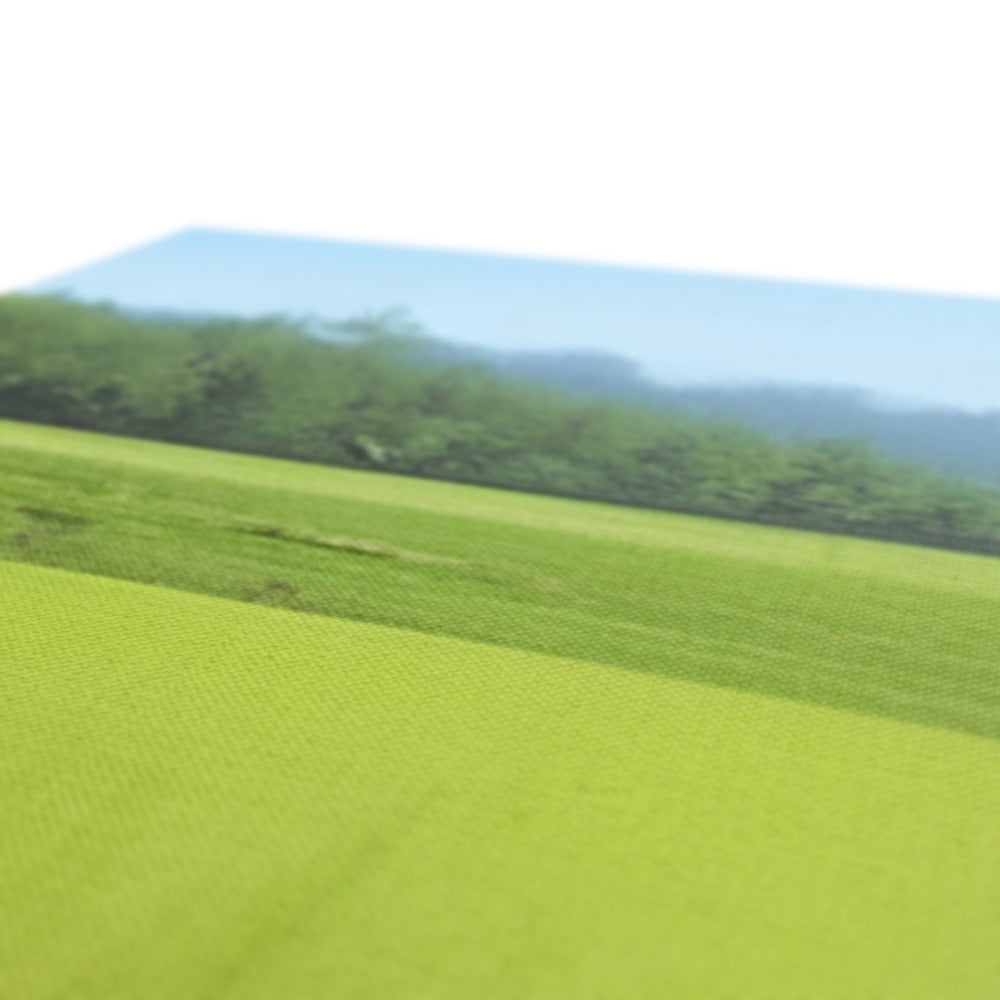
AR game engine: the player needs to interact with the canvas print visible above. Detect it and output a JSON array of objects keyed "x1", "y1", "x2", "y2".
[{"x1": 2, "y1": 229, "x2": 998, "y2": 998}]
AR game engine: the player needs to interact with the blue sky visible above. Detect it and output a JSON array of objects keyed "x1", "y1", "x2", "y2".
[{"x1": 30, "y1": 228, "x2": 1000, "y2": 412}]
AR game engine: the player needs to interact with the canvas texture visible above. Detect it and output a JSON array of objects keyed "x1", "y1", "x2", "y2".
[{"x1": 2, "y1": 232, "x2": 999, "y2": 998}]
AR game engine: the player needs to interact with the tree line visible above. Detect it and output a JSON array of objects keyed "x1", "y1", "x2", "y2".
[{"x1": 3, "y1": 292, "x2": 1000, "y2": 556}]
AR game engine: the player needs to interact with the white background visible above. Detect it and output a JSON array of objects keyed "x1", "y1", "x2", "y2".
[{"x1": 3, "y1": 0, "x2": 998, "y2": 297}]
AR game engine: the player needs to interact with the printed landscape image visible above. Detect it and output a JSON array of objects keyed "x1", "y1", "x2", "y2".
[{"x1": 2, "y1": 230, "x2": 999, "y2": 998}]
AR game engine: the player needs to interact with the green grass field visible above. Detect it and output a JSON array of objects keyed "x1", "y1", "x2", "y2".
[
  {"x1": 2, "y1": 418, "x2": 999, "y2": 738},
  {"x1": 3, "y1": 561, "x2": 999, "y2": 999},
  {"x1": 3, "y1": 418, "x2": 1000, "y2": 997}
]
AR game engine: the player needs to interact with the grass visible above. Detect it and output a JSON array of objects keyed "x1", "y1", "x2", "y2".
[
  {"x1": 2, "y1": 418, "x2": 1000, "y2": 739},
  {"x1": 3, "y1": 561, "x2": 999, "y2": 999}
]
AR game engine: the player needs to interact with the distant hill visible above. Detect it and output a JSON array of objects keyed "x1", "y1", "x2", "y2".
[{"x1": 427, "y1": 343, "x2": 1000, "y2": 487}]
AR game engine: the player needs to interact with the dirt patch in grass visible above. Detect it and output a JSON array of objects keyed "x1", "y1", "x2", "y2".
[
  {"x1": 228, "y1": 517, "x2": 468, "y2": 567},
  {"x1": 243, "y1": 578, "x2": 301, "y2": 605},
  {"x1": 16, "y1": 505, "x2": 92, "y2": 527},
  {"x1": 6, "y1": 504, "x2": 93, "y2": 549}
]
